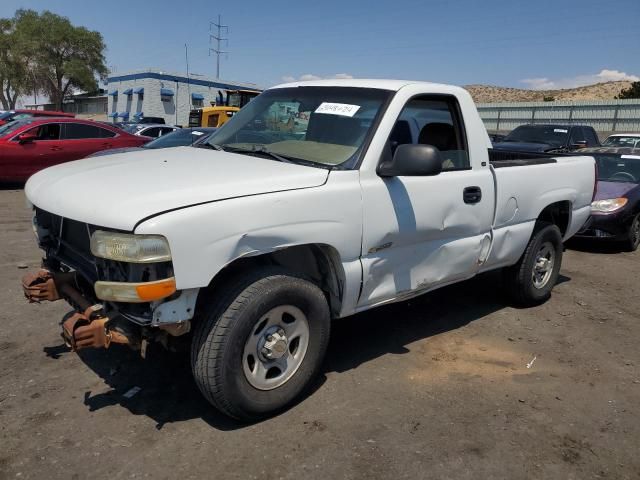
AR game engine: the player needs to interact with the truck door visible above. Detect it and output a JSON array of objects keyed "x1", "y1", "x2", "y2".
[{"x1": 358, "y1": 94, "x2": 495, "y2": 308}]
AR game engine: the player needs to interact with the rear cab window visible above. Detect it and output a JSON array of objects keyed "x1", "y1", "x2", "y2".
[
  {"x1": 569, "y1": 127, "x2": 585, "y2": 145},
  {"x1": 583, "y1": 128, "x2": 599, "y2": 146}
]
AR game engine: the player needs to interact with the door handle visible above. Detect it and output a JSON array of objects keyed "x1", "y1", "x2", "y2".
[
  {"x1": 50, "y1": 146, "x2": 62, "y2": 151},
  {"x1": 463, "y1": 186, "x2": 482, "y2": 204}
]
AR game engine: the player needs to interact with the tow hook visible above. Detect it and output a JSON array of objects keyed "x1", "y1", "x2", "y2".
[
  {"x1": 22, "y1": 269, "x2": 136, "y2": 351},
  {"x1": 61, "y1": 305, "x2": 131, "y2": 351},
  {"x1": 21, "y1": 269, "x2": 62, "y2": 302},
  {"x1": 22, "y1": 268, "x2": 91, "y2": 312}
]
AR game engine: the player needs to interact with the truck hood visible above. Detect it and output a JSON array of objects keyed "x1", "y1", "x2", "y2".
[
  {"x1": 87, "y1": 146, "x2": 143, "y2": 157},
  {"x1": 594, "y1": 180, "x2": 638, "y2": 201},
  {"x1": 492, "y1": 141, "x2": 554, "y2": 153},
  {"x1": 25, "y1": 146, "x2": 329, "y2": 231}
]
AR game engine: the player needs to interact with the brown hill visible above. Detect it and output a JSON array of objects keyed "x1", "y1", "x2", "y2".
[{"x1": 465, "y1": 80, "x2": 632, "y2": 103}]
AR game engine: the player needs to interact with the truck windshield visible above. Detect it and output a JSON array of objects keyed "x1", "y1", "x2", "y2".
[
  {"x1": 502, "y1": 125, "x2": 569, "y2": 147},
  {"x1": 593, "y1": 154, "x2": 640, "y2": 183},
  {"x1": 206, "y1": 86, "x2": 392, "y2": 169}
]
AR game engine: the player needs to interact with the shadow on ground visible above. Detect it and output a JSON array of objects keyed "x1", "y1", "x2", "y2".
[
  {"x1": 42, "y1": 270, "x2": 566, "y2": 429},
  {"x1": 0, "y1": 183, "x2": 25, "y2": 191},
  {"x1": 565, "y1": 238, "x2": 630, "y2": 255}
]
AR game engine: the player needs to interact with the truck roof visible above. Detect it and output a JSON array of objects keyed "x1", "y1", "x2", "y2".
[{"x1": 271, "y1": 78, "x2": 458, "y2": 93}]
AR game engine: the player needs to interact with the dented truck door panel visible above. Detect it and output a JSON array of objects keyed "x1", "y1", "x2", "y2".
[{"x1": 358, "y1": 94, "x2": 495, "y2": 308}]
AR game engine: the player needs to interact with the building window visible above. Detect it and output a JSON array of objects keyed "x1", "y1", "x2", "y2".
[
  {"x1": 192, "y1": 98, "x2": 203, "y2": 108},
  {"x1": 160, "y1": 88, "x2": 174, "y2": 102}
]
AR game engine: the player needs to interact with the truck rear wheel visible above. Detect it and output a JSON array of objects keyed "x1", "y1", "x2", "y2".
[
  {"x1": 191, "y1": 268, "x2": 330, "y2": 421},
  {"x1": 504, "y1": 222, "x2": 563, "y2": 306}
]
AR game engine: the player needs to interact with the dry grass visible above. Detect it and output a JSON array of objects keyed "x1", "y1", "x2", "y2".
[{"x1": 465, "y1": 80, "x2": 632, "y2": 103}]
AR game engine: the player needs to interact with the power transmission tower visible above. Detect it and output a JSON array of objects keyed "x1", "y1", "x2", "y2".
[{"x1": 209, "y1": 15, "x2": 228, "y2": 79}]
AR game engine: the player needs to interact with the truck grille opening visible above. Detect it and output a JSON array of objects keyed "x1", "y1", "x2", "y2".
[
  {"x1": 35, "y1": 208, "x2": 96, "y2": 283},
  {"x1": 34, "y1": 208, "x2": 170, "y2": 324}
]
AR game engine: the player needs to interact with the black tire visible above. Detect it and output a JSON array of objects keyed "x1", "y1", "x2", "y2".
[
  {"x1": 504, "y1": 222, "x2": 563, "y2": 307},
  {"x1": 190, "y1": 267, "x2": 330, "y2": 421},
  {"x1": 624, "y1": 213, "x2": 640, "y2": 252}
]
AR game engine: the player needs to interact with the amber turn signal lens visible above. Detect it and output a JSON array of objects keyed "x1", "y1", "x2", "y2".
[{"x1": 136, "y1": 278, "x2": 177, "y2": 302}]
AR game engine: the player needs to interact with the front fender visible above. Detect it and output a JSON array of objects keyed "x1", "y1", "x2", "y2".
[{"x1": 134, "y1": 171, "x2": 363, "y2": 293}]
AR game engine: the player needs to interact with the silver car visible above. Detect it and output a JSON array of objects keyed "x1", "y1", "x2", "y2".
[{"x1": 123, "y1": 123, "x2": 179, "y2": 138}]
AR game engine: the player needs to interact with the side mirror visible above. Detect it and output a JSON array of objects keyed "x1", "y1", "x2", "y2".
[
  {"x1": 17, "y1": 132, "x2": 38, "y2": 144},
  {"x1": 378, "y1": 144, "x2": 443, "y2": 177},
  {"x1": 571, "y1": 141, "x2": 587, "y2": 149}
]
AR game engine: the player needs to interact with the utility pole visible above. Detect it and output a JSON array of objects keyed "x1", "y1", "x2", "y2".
[{"x1": 209, "y1": 15, "x2": 228, "y2": 79}]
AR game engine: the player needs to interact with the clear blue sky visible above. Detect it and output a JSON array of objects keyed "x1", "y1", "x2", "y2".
[{"x1": 2, "y1": 0, "x2": 639, "y2": 89}]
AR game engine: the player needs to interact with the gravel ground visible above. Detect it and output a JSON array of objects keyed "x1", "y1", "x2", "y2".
[{"x1": 1, "y1": 187, "x2": 638, "y2": 480}]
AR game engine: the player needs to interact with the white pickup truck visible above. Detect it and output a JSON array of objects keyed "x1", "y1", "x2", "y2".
[{"x1": 22, "y1": 79, "x2": 596, "y2": 420}]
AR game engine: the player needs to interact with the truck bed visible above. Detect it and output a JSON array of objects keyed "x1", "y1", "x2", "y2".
[
  {"x1": 488, "y1": 148, "x2": 562, "y2": 168},
  {"x1": 481, "y1": 150, "x2": 595, "y2": 273}
]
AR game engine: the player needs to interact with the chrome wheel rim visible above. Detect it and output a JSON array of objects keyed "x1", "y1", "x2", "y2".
[
  {"x1": 532, "y1": 241, "x2": 555, "y2": 289},
  {"x1": 242, "y1": 305, "x2": 310, "y2": 390}
]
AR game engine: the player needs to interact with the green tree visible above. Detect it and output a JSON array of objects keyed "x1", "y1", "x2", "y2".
[
  {"x1": 14, "y1": 9, "x2": 107, "y2": 110},
  {"x1": 616, "y1": 82, "x2": 640, "y2": 100},
  {"x1": 0, "y1": 18, "x2": 30, "y2": 110}
]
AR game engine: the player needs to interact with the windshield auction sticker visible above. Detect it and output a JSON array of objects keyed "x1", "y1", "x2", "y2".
[{"x1": 315, "y1": 102, "x2": 361, "y2": 117}]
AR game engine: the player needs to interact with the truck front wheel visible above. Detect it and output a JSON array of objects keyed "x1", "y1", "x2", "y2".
[
  {"x1": 191, "y1": 268, "x2": 330, "y2": 421},
  {"x1": 504, "y1": 222, "x2": 563, "y2": 306}
]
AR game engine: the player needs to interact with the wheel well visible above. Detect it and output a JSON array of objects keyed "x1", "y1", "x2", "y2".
[
  {"x1": 537, "y1": 201, "x2": 571, "y2": 237},
  {"x1": 198, "y1": 244, "x2": 345, "y2": 317}
]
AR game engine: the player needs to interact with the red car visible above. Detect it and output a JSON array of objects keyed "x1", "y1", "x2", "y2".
[
  {"x1": 0, "y1": 118, "x2": 150, "y2": 182},
  {"x1": 0, "y1": 109, "x2": 75, "y2": 126}
]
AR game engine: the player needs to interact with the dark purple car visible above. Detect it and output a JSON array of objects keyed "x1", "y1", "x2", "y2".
[{"x1": 575, "y1": 147, "x2": 640, "y2": 251}]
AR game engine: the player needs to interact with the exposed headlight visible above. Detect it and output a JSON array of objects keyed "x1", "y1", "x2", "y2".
[
  {"x1": 90, "y1": 230, "x2": 171, "y2": 263},
  {"x1": 591, "y1": 197, "x2": 628, "y2": 213}
]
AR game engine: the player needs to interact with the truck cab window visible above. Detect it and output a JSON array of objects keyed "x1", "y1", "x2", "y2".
[
  {"x1": 390, "y1": 96, "x2": 469, "y2": 170},
  {"x1": 569, "y1": 127, "x2": 585, "y2": 145}
]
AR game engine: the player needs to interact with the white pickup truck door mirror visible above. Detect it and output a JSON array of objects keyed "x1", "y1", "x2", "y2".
[{"x1": 377, "y1": 144, "x2": 443, "y2": 177}]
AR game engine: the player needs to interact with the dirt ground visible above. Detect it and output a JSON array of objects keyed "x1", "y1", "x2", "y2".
[{"x1": 1, "y1": 187, "x2": 639, "y2": 480}]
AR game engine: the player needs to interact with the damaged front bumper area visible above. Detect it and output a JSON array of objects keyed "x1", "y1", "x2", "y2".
[
  {"x1": 21, "y1": 269, "x2": 135, "y2": 351},
  {"x1": 22, "y1": 208, "x2": 196, "y2": 353}
]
